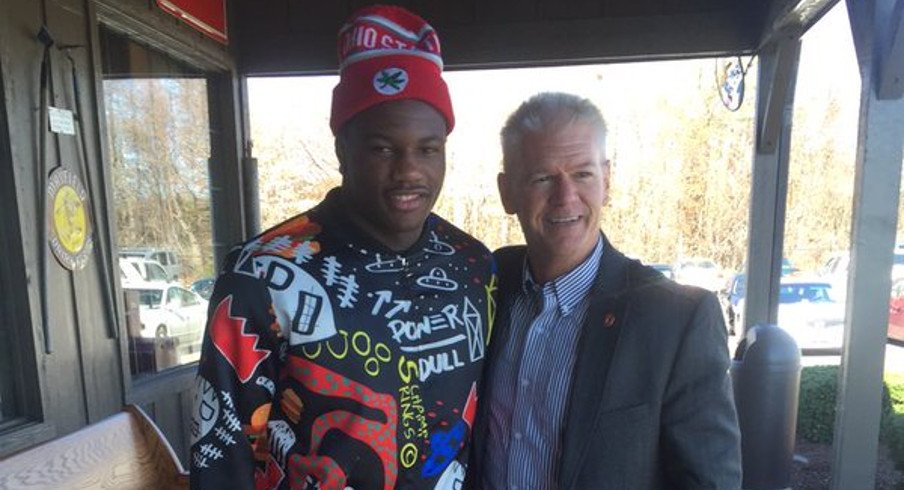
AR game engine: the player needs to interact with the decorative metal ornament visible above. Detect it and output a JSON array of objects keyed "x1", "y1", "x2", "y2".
[
  {"x1": 716, "y1": 56, "x2": 746, "y2": 112},
  {"x1": 47, "y1": 167, "x2": 93, "y2": 270}
]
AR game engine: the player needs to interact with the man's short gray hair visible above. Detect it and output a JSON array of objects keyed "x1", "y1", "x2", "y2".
[{"x1": 500, "y1": 92, "x2": 608, "y2": 172}]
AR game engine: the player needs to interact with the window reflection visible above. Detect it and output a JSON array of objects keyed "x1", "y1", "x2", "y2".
[{"x1": 101, "y1": 26, "x2": 213, "y2": 376}]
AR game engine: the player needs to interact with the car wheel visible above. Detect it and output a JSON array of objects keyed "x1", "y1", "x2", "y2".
[{"x1": 156, "y1": 325, "x2": 168, "y2": 339}]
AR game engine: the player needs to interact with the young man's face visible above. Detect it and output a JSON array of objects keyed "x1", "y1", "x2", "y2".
[
  {"x1": 498, "y1": 120, "x2": 609, "y2": 282},
  {"x1": 337, "y1": 99, "x2": 447, "y2": 251}
]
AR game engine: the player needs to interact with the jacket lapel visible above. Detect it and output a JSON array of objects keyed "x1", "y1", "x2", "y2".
[{"x1": 559, "y1": 236, "x2": 631, "y2": 488}]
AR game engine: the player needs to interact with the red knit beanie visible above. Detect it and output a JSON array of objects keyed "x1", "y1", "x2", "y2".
[{"x1": 330, "y1": 5, "x2": 455, "y2": 135}]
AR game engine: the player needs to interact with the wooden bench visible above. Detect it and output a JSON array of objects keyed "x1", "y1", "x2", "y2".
[{"x1": 0, "y1": 405, "x2": 189, "y2": 489}]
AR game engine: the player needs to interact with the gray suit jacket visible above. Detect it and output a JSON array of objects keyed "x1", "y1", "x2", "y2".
[{"x1": 469, "y1": 235, "x2": 742, "y2": 489}]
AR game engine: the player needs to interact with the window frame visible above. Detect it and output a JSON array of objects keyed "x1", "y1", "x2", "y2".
[
  {"x1": 0, "y1": 77, "x2": 53, "y2": 455},
  {"x1": 92, "y1": 6, "x2": 247, "y2": 433}
]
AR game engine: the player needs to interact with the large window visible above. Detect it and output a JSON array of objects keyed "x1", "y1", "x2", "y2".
[{"x1": 100, "y1": 26, "x2": 214, "y2": 376}]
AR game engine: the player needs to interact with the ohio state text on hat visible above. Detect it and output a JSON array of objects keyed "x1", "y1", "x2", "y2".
[{"x1": 330, "y1": 5, "x2": 455, "y2": 134}]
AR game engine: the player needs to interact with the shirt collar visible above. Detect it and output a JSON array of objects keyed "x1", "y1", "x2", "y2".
[{"x1": 521, "y1": 235, "x2": 604, "y2": 316}]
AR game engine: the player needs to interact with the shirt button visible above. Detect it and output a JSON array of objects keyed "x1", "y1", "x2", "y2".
[
  {"x1": 520, "y1": 378, "x2": 529, "y2": 387},
  {"x1": 514, "y1": 432, "x2": 523, "y2": 440}
]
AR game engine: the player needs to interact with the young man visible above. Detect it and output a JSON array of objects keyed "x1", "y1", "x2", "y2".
[
  {"x1": 190, "y1": 6, "x2": 495, "y2": 489},
  {"x1": 472, "y1": 92, "x2": 741, "y2": 489}
]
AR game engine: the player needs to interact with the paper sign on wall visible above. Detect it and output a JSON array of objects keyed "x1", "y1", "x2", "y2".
[{"x1": 48, "y1": 106, "x2": 75, "y2": 135}]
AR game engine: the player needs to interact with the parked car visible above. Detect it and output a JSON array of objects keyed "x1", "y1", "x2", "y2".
[
  {"x1": 776, "y1": 279, "x2": 845, "y2": 353},
  {"x1": 780, "y1": 257, "x2": 798, "y2": 276},
  {"x1": 721, "y1": 258, "x2": 798, "y2": 334},
  {"x1": 119, "y1": 247, "x2": 182, "y2": 280},
  {"x1": 125, "y1": 285, "x2": 208, "y2": 348},
  {"x1": 649, "y1": 263, "x2": 675, "y2": 280},
  {"x1": 674, "y1": 258, "x2": 723, "y2": 291},
  {"x1": 121, "y1": 257, "x2": 172, "y2": 284},
  {"x1": 820, "y1": 250, "x2": 904, "y2": 301},
  {"x1": 888, "y1": 279, "x2": 904, "y2": 343},
  {"x1": 722, "y1": 273, "x2": 747, "y2": 335},
  {"x1": 119, "y1": 257, "x2": 147, "y2": 287},
  {"x1": 190, "y1": 277, "x2": 216, "y2": 300}
]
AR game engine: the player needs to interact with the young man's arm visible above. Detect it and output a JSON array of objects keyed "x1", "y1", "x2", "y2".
[{"x1": 190, "y1": 248, "x2": 283, "y2": 489}]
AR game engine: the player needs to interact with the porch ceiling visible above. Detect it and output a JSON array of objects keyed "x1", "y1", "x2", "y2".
[{"x1": 232, "y1": 0, "x2": 839, "y2": 75}]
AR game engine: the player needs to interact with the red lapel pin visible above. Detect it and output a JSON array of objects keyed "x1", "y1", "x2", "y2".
[{"x1": 603, "y1": 313, "x2": 616, "y2": 328}]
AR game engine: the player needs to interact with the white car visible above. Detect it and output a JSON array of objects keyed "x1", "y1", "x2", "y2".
[
  {"x1": 120, "y1": 247, "x2": 183, "y2": 280},
  {"x1": 674, "y1": 258, "x2": 724, "y2": 291},
  {"x1": 820, "y1": 249, "x2": 904, "y2": 302},
  {"x1": 776, "y1": 279, "x2": 845, "y2": 353},
  {"x1": 126, "y1": 285, "x2": 208, "y2": 347},
  {"x1": 120, "y1": 257, "x2": 173, "y2": 285}
]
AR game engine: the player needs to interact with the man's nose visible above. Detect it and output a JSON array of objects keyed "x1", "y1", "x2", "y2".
[
  {"x1": 392, "y1": 150, "x2": 420, "y2": 178},
  {"x1": 552, "y1": 176, "x2": 579, "y2": 203}
]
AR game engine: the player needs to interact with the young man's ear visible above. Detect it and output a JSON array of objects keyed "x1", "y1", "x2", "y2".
[
  {"x1": 335, "y1": 137, "x2": 347, "y2": 175},
  {"x1": 497, "y1": 172, "x2": 516, "y2": 215}
]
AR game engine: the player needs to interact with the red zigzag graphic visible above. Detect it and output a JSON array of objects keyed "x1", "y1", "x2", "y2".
[{"x1": 210, "y1": 295, "x2": 271, "y2": 383}]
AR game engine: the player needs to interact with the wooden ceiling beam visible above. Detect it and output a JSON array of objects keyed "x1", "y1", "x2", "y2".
[{"x1": 235, "y1": 9, "x2": 759, "y2": 75}]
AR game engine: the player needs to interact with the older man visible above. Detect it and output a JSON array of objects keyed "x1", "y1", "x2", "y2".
[
  {"x1": 190, "y1": 6, "x2": 495, "y2": 489},
  {"x1": 472, "y1": 92, "x2": 741, "y2": 489}
]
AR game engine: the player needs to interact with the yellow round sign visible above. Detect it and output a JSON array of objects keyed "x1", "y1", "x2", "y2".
[
  {"x1": 47, "y1": 167, "x2": 93, "y2": 270},
  {"x1": 53, "y1": 184, "x2": 87, "y2": 254}
]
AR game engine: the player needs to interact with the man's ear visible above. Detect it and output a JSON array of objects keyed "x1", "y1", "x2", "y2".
[
  {"x1": 602, "y1": 159, "x2": 612, "y2": 206},
  {"x1": 497, "y1": 172, "x2": 516, "y2": 215}
]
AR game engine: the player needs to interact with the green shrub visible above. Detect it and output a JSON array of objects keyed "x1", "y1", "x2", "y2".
[
  {"x1": 882, "y1": 412, "x2": 904, "y2": 472},
  {"x1": 885, "y1": 373, "x2": 904, "y2": 412},
  {"x1": 794, "y1": 366, "x2": 904, "y2": 471},
  {"x1": 882, "y1": 373, "x2": 904, "y2": 472},
  {"x1": 797, "y1": 365, "x2": 840, "y2": 444}
]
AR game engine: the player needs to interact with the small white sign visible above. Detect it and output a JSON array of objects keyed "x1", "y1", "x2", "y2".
[{"x1": 48, "y1": 106, "x2": 76, "y2": 135}]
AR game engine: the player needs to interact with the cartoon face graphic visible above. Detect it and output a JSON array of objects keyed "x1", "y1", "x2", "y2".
[{"x1": 256, "y1": 256, "x2": 338, "y2": 346}]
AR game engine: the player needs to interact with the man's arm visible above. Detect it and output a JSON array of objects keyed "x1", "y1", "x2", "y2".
[
  {"x1": 661, "y1": 292, "x2": 742, "y2": 489},
  {"x1": 190, "y1": 249, "x2": 283, "y2": 489}
]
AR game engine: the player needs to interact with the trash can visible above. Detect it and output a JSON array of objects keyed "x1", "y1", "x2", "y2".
[{"x1": 731, "y1": 323, "x2": 801, "y2": 490}]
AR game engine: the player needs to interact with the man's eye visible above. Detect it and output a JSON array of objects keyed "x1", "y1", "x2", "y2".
[
  {"x1": 531, "y1": 175, "x2": 551, "y2": 184},
  {"x1": 421, "y1": 146, "x2": 441, "y2": 155},
  {"x1": 372, "y1": 146, "x2": 393, "y2": 155},
  {"x1": 575, "y1": 171, "x2": 595, "y2": 179}
]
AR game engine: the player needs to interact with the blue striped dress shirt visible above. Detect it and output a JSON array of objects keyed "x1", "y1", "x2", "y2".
[{"x1": 483, "y1": 236, "x2": 604, "y2": 490}]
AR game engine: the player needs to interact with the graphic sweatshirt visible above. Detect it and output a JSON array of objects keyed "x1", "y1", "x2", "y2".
[{"x1": 190, "y1": 189, "x2": 496, "y2": 490}]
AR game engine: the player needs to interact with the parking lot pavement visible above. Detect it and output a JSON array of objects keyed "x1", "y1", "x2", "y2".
[{"x1": 727, "y1": 333, "x2": 904, "y2": 374}]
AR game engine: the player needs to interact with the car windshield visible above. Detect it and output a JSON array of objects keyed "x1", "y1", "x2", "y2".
[
  {"x1": 134, "y1": 289, "x2": 164, "y2": 307},
  {"x1": 779, "y1": 284, "x2": 834, "y2": 304}
]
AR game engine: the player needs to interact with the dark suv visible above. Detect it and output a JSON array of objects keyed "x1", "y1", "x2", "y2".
[{"x1": 721, "y1": 258, "x2": 797, "y2": 335}]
